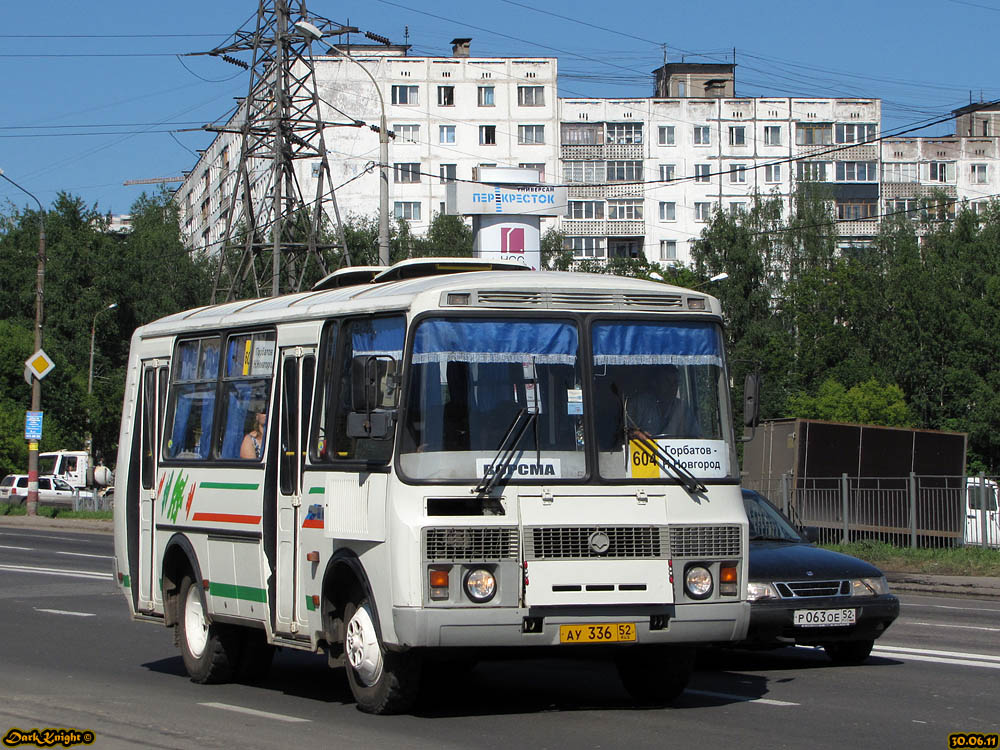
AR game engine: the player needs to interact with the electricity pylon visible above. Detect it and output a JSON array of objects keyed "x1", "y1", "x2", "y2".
[{"x1": 206, "y1": 0, "x2": 355, "y2": 302}]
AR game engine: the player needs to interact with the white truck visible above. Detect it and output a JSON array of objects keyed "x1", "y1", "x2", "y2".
[{"x1": 39, "y1": 450, "x2": 113, "y2": 505}]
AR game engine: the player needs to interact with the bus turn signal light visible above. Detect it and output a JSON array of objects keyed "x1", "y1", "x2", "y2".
[
  {"x1": 429, "y1": 569, "x2": 450, "y2": 600},
  {"x1": 720, "y1": 565, "x2": 738, "y2": 596}
]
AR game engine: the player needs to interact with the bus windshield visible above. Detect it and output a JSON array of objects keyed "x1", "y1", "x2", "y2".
[{"x1": 400, "y1": 316, "x2": 737, "y2": 483}]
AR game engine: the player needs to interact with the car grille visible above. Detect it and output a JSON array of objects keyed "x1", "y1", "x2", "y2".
[
  {"x1": 524, "y1": 526, "x2": 669, "y2": 560},
  {"x1": 776, "y1": 580, "x2": 851, "y2": 598},
  {"x1": 669, "y1": 525, "x2": 742, "y2": 558},
  {"x1": 423, "y1": 527, "x2": 519, "y2": 562}
]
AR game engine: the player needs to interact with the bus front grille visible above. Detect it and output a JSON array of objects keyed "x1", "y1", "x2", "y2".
[
  {"x1": 668, "y1": 525, "x2": 742, "y2": 558},
  {"x1": 423, "y1": 527, "x2": 519, "y2": 562},
  {"x1": 523, "y1": 526, "x2": 669, "y2": 560}
]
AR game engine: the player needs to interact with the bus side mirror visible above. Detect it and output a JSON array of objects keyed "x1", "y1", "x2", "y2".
[
  {"x1": 743, "y1": 373, "x2": 760, "y2": 428},
  {"x1": 347, "y1": 355, "x2": 399, "y2": 440}
]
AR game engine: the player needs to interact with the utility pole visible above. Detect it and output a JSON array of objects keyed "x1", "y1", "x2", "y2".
[{"x1": 204, "y1": 0, "x2": 358, "y2": 302}]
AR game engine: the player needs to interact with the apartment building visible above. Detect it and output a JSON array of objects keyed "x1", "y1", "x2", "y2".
[{"x1": 176, "y1": 47, "x2": 1000, "y2": 266}]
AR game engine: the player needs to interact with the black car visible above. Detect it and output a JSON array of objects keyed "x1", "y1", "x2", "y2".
[{"x1": 741, "y1": 489, "x2": 900, "y2": 664}]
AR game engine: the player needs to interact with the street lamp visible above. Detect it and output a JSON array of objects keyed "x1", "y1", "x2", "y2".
[
  {"x1": 295, "y1": 21, "x2": 391, "y2": 266},
  {"x1": 0, "y1": 168, "x2": 46, "y2": 517},
  {"x1": 692, "y1": 272, "x2": 729, "y2": 290},
  {"x1": 87, "y1": 302, "x2": 117, "y2": 466}
]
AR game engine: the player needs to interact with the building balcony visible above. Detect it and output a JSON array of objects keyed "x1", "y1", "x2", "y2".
[
  {"x1": 567, "y1": 183, "x2": 644, "y2": 199},
  {"x1": 560, "y1": 143, "x2": 644, "y2": 160}
]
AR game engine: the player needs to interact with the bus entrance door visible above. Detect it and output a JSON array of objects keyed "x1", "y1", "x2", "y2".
[
  {"x1": 138, "y1": 361, "x2": 168, "y2": 612},
  {"x1": 274, "y1": 348, "x2": 316, "y2": 634}
]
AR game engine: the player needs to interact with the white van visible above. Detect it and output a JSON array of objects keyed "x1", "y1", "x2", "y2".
[{"x1": 965, "y1": 477, "x2": 1000, "y2": 548}]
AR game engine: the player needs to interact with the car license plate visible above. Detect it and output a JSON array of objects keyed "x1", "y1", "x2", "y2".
[
  {"x1": 793, "y1": 608, "x2": 856, "y2": 627},
  {"x1": 559, "y1": 623, "x2": 636, "y2": 643}
]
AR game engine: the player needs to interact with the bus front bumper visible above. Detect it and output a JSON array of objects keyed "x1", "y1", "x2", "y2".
[{"x1": 391, "y1": 601, "x2": 749, "y2": 648}]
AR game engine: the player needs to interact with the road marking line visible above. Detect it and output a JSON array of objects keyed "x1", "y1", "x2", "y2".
[
  {"x1": 55, "y1": 551, "x2": 113, "y2": 559},
  {"x1": 0, "y1": 531, "x2": 86, "y2": 542},
  {"x1": 872, "y1": 651, "x2": 1000, "y2": 670},
  {"x1": 0, "y1": 563, "x2": 112, "y2": 580},
  {"x1": 35, "y1": 608, "x2": 96, "y2": 617},
  {"x1": 904, "y1": 621, "x2": 1000, "y2": 632},
  {"x1": 875, "y1": 645, "x2": 1000, "y2": 663},
  {"x1": 686, "y1": 689, "x2": 799, "y2": 706},
  {"x1": 0, "y1": 544, "x2": 34, "y2": 551},
  {"x1": 901, "y1": 603, "x2": 1000, "y2": 614},
  {"x1": 198, "y1": 702, "x2": 310, "y2": 723}
]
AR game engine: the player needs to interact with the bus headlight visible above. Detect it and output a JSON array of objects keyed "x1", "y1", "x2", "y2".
[
  {"x1": 684, "y1": 565, "x2": 713, "y2": 599},
  {"x1": 464, "y1": 568, "x2": 497, "y2": 603}
]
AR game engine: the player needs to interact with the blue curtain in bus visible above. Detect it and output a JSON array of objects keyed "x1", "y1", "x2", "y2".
[
  {"x1": 592, "y1": 321, "x2": 723, "y2": 368},
  {"x1": 168, "y1": 387, "x2": 193, "y2": 457},
  {"x1": 411, "y1": 319, "x2": 578, "y2": 366},
  {"x1": 351, "y1": 317, "x2": 404, "y2": 359},
  {"x1": 220, "y1": 383, "x2": 254, "y2": 459}
]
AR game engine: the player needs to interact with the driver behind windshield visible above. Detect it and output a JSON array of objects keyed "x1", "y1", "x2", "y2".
[{"x1": 622, "y1": 364, "x2": 701, "y2": 441}]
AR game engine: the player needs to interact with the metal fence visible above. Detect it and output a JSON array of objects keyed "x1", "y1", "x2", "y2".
[
  {"x1": 71, "y1": 492, "x2": 113, "y2": 513},
  {"x1": 744, "y1": 473, "x2": 1000, "y2": 549}
]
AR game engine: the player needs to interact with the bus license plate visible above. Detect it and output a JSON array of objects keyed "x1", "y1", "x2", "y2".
[
  {"x1": 793, "y1": 608, "x2": 856, "y2": 627},
  {"x1": 559, "y1": 623, "x2": 636, "y2": 644}
]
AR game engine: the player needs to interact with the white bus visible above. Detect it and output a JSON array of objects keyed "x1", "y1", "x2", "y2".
[{"x1": 113, "y1": 258, "x2": 754, "y2": 714}]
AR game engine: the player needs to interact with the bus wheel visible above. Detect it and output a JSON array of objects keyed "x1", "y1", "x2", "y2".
[
  {"x1": 615, "y1": 645, "x2": 693, "y2": 706},
  {"x1": 178, "y1": 575, "x2": 238, "y2": 684},
  {"x1": 343, "y1": 597, "x2": 421, "y2": 714}
]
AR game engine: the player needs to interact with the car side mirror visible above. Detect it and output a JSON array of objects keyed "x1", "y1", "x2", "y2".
[{"x1": 801, "y1": 526, "x2": 820, "y2": 544}]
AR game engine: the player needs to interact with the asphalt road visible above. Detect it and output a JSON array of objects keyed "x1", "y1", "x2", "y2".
[{"x1": 0, "y1": 527, "x2": 997, "y2": 750}]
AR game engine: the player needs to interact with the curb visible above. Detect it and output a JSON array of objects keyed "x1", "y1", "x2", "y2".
[
  {"x1": 885, "y1": 572, "x2": 1000, "y2": 601},
  {"x1": 0, "y1": 515, "x2": 113, "y2": 534}
]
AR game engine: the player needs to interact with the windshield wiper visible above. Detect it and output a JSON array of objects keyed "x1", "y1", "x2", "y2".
[
  {"x1": 623, "y1": 411, "x2": 707, "y2": 495},
  {"x1": 472, "y1": 408, "x2": 537, "y2": 495}
]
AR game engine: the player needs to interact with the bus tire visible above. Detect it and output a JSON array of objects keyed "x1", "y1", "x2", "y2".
[
  {"x1": 343, "y1": 596, "x2": 421, "y2": 714},
  {"x1": 615, "y1": 645, "x2": 693, "y2": 706},
  {"x1": 178, "y1": 574, "x2": 238, "y2": 684}
]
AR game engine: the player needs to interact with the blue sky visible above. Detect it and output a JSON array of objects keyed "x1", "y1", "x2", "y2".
[{"x1": 1, "y1": 0, "x2": 997, "y2": 214}]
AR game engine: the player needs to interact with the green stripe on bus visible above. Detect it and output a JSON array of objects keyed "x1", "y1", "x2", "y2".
[
  {"x1": 308, "y1": 487, "x2": 325, "y2": 495},
  {"x1": 208, "y1": 582, "x2": 268, "y2": 602},
  {"x1": 121, "y1": 574, "x2": 130, "y2": 588},
  {"x1": 305, "y1": 596, "x2": 317, "y2": 611},
  {"x1": 200, "y1": 482, "x2": 260, "y2": 491}
]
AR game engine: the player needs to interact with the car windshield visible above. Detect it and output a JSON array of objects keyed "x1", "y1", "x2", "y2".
[{"x1": 743, "y1": 491, "x2": 803, "y2": 542}]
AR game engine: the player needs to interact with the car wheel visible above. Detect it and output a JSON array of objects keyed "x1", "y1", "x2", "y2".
[
  {"x1": 823, "y1": 639, "x2": 875, "y2": 665},
  {"x1": 177, "y1": 574, "x2": 239, "y2": 683},
  {"x1": 343, "y1": 596, "x2": 421, "y2": 714},
  {"x1": 615, "y1": 645, "x2": 694, "y2": 706}
]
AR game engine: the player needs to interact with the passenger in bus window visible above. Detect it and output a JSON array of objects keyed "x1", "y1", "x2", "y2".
[
  {"x1": 241, "y1": 401, "x2": 267, "y2": 459},
  {"x1": 624, "y1": 364, "x2": 700, "y2": 440}
]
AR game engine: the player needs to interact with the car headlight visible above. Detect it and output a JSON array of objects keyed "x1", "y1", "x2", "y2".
[
  {"x1": 851, "y1": 576, "x2": 890, "y2": 596},
  {"x1": 747, "y1": 581, "x2": 778, "y2": 602},
  {"x1": 464, "y1": 568, "x2": 497, "y2": 602},
  {"x1": 684, "y1": 565, "x2": 713, "y2": 599}
]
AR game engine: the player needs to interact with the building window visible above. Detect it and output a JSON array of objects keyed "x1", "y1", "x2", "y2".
[
  {"x1": 729, "y1": 126, "x2": 746, "y2": 146},
  {"x1": 837, "y1": 201, "x2": 877, "y2": 220},
  {"x1": 561, "y1": 123, "x2": 603, "y2": 145},
  {"x1": 395, "y1": 124, "x2": 420, "y2": 143},
  {"x1": 928, "y1": 162, "x2": 953, "y2": 183},
  {"x1": 694, "y1": 164, "x2": 711, "y2": 183},
  {"x1": 836, "y1": 123, "x2": 877, "y2": 144},
  {"x1": 518, "y1": 125, "x2": 545, "y2": 144},
  {"x1": 694, "y1": 125, "x2": 711, "y2": 145},
  {"x1": 479, "y1": 125, "x2": 497, "y2": 145},
  {"x1": 729, "y1": 164, "x2": 747, "y2": 183},
  {"x1": 971, "y1": 163, "x2": 988, "y2": 184},
  {"x1": 518, "y1": 86, "x2": 545, "y2": 106},
  {"x1": 606, "y1": 123, "x2": 643, "y2": 144},
  {"x1": 565, "y1": 236, "x2": 606, "y2": 258},
  {"x1": 200, "y1": 198, "x2": 210, "y2": 222},
  {"x1": 659, "y1": 164, "x2": 675, "y2": 182},
  {"x1": 694, "y1": 202, "x2": 713, "y2": 221},
  {"x1": 519, "y1": 162, "x2": 545, "y2": 179},
  {"x1": 763, "y1": 125, "x2": 782, "y2": 146},
  {"x1": 797, "y1": 161, "x2": 829, "y2": 181},
  {"x1": 836, "y1": 161, "x2": 877, "y2": 181},
  {"x1": 729, "y1": 201, "x2": 746, "y2": 214},
  {"x1": 394, "y1": 201, "x2": 421, "y2": 221},
  {"x1": 437, "y1": 85, "x2": 454, "y2": 106},
  {"x1": 477, "y1": 86, "x2": 495, "y2": 107},
  {"x1": 566, "y1": 200, "x2": 604, "y2": 219},
  {"x1": 883, "y1": 162, "x2": 919, "y2": 183},
  {"x1": 392, "y1": 85, "x2": 419, "y2": 105},
  {"x1": 439, "y1": 125, "x2": 455, "y2": 144},
  {"x1": 658, "y1": 125, "x2": 675, "y2": 145},
  {"x1": 439, "y1": 164, "x2": 457, "y2": 183},
  {"x1": 764, "y1": 164, "x2": 781, "y2": 182},
  {"x1": 563, "y1": 160, "x2": 606, "y2": 183},
  {"x1": 887, "y1": 198, "x2": 919, "y2": 219},
  {"x1": 607, "y1": 199, "x2": 643, "y2": 220},
  {"x1": 393, "y1": 162, "x2": 421, "y2": 183},
  {"x1": 606, "y1": 160, "x2": 642, "y2": 181},
  {"x1": 658, "y1": 201, "x2": 676, "y2": 221},
  {"x1": 659, "y1": 240, "x2": 677, "y2": 261},
  {"x1": 796, "y1": 123, "x2": 833, "y2": 145}
]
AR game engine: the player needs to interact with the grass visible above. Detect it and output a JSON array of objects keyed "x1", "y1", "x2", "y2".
[
  {"x1": 824, "y1": 540, "x2": 1000, "y2": 577},
  {"x1": 0, "y1": 502, "x2": 112, "y2": 520}
]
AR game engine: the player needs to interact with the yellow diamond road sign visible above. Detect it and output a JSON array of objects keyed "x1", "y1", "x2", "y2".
[{"x1": 25, "y1": 349, "x2": 55, "y2": 380}]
